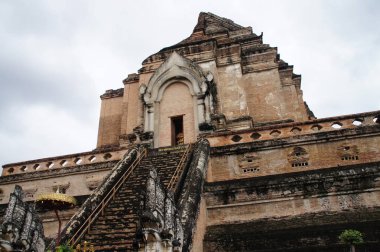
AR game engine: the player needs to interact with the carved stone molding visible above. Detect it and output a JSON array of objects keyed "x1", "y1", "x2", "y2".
[
  {"x1": 22, "y1": 187, "x2": 38, "y2": 200},
  {"x1": 51, "y1": 182, "x2": 70, "y2": 194},
  {"x1": 238, "y1": 153, "x2": 261, "y2": 174},
  {"x1": 337, "y1": 144, "x2": 359, "y2": 161},
  {"x1": 1, "y1": 185, "x2": 45, "y2": 252},
  {"x1": 141, "y1": 52, "x2": 215, "y2": 147},
  {"x1": 288, "y1": 147, "x2": 309, "y2": 167},
  {"x1": 85, "y1": 175, "x2": 103, "y2": 191}
]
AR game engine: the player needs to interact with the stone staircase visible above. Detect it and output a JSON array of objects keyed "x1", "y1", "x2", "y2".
[{"x1": 79, "y1": 145, "x2": 192, "y2": 251}]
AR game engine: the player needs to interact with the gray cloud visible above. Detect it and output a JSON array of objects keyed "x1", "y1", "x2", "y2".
[{"x1": 1, "y1": 0, "x2": 379, "y2": 167}]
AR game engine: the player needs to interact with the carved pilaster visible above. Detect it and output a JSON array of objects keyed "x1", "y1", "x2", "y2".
[
  {"x1": 0, "y1": 185, "x2": 45, "y2": 252},
  {"x1": 136, "y1": 168, "x2": 183, "y2": 252}
]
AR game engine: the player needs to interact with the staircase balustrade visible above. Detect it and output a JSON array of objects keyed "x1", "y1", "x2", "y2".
[
  {"x1": 167, "y1": 143, "x2": 193, "y2": 192},
  {"x1": 67, "y1": 147, "x2": 147, "y2": 247}
]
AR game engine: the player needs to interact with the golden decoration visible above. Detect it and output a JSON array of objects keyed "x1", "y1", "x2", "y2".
[
  {"x1": 36, "y1": 192, "x2": 77, "y2": 246},
  {"x1": 36, "y1": 193, "x2": 77, "y2": 209}
]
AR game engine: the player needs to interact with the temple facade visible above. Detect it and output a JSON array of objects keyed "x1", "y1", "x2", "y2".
[{"x1": 1, "y1": 12, "x2": 380, "y2": 251}]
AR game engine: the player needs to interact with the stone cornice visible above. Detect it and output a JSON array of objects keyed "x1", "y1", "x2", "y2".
[
  {"x1": 123, "y1": 73, "x2": 139, "y2": 85},
  {"x1": 206, "y1": 208, "x2": 380, "y2": 232},
  {"x1": 100, "y1": 88, "x2": 124, "y2": 99},
  {"x1": 206, "y1": 110, "x2": 380, "y2": 152},
  {"x1": 205, "y1": 110, "x2": 380, "y2": 138},
  {"x1": 204, "y1": 161, "x2": 380, "y2": 193},
  {"x1": 0, "y1": 161, "x2": 117, "y2": 185},
  {"x1": 209, "y1": 124, "x2": 380, "y2": 156},
  {"x1": 3, "y1": 146, "x2": 126, "y2": 168}
]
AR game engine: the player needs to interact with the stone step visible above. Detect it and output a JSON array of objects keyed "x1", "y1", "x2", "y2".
[
  {"x1": 91, "y1": 243, "x2": 133, "y2": 252},
  {"x1": 84, "y1": 239, "x2": 134, "y2": 250},
  {"x1": 89, "y1": 223, "x2": 135, "y2": 231},
  {"x1": 78, "y1": 146, "x2": 191, "y2": 251},
  {"x1": 86, "y1": 231, "x2": 136, "y2": 238}
]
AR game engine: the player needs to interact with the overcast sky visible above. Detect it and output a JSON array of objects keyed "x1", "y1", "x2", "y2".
[{"x1": 0, "y1": 0, "x2": 379, "y2": 167}]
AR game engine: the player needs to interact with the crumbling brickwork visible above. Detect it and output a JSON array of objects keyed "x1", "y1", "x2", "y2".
[{"x1": 1, "y1": 12, "x2": 380, "y2": 251}]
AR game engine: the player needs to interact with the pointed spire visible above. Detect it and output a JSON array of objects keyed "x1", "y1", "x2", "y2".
[{"x1": 193, "y1": 12, "x2": 244, "y2": 34}]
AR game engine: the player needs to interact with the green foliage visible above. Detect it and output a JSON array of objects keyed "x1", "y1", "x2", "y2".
[
  {"x1": 339, "y1": 229, "x2": 364, "y2": 245},
  {"x1": 56, "y1": 244, "x2": 74, "y2": 252}
]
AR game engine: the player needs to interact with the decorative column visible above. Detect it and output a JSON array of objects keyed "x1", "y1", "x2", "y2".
[
  {"x1": 144, "y1": 104, "x2": 154, "y2": 132},
  {"x1": 197, "y1": 97, "x2": 206, "y2": 125}
]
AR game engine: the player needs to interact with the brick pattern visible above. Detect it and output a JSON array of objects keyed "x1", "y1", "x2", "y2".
[
  {"x1": 97, "y1": 96, "x2": 124, "y2": 147},
  {"x1": 2, "y1": 148, "x2": 127, "y2": 176},
  {"x1": 80, "y1": 146, "x2": 191, "y2": 251},
  {"x1": 158, "y1": 82, "x2": 196, "y2": 147},
  {"x1": 95, "y1": 12, "x2": 312, "y2": 150},
  {"x1": 209, "y1": 131, "x2": 380, "y2": 182},
  {"x1": 203, "y1": 163, "x2": 380, "y2": 251}
]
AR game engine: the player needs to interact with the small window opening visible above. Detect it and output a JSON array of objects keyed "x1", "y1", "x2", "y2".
[
  {"x1": 352, "y1": 119, "x2": 363, "y2": 126},
  {"x1": 250, "y1": 132, "x2": 261, "y2": 140},
  {"x1": 171, "y1": 116, "x2": 184, "y2": 146},
  {"x1": 374, "y1": 116, "x2": 380, "y2": 124},
  {"x1": 291, "y1": 162, "x2": 309, "y2": 167},
  {"x1": 242, "y1": 167, "x2": 260, "y2": 173},
  {"x1": 231, "y1": 135, "x2": 242, "y2": 142},
  {"x1": 331, "y1": 122, "x2": 342, "y2": 129},
  {"x1": 74, "y1": 157, "x2": 82, "y2": 165},
  {"x1": 103, "y1": 153, "x2": 112, "y2": 160},
  {"x1": 89, "y1": 155, "x2": 96, "y2": 162},
  {"x1": 341, "y1": 156, "x2": 359, "y2": 161}
]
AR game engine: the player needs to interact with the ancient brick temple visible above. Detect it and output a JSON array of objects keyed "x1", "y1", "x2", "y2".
[{"x1": 1, "y1": 12, "x2": 380, "y2": 252}]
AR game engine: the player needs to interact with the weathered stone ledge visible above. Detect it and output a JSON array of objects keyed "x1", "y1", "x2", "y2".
[
  {"x1": 210, "y1": 123, "x2": 380, "y2": 155},
  {"x1": 204, "y1": 208, "x2": 380, "y2": 252},
  {"x1": 0, "y1": 161, "x2": 117, "y2": 185},
  {"x1": 100, "y1": 88, "x2": 124, "y2": 99},
  {"x1": 205, "y1": 161, "x2": 380, "y2": 193},
  {"x1": 205, "y1": 110, "x2": 380, "y2": 139},
  {"x1": 2, "y1": 147, "x2": 128, "y2": 176}
]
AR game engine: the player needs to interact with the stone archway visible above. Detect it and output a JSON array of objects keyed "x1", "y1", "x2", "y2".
[
  {"x1": 158, "y1": 81, "x2": 195, "y2": 147},
  {"x1": 140, "y1": 52, "x2": 212, "y2": 147}
]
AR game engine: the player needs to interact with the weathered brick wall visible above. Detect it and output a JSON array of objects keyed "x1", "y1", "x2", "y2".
[
  {"x1": 215, "y1": 65, "x2": 308, "y2": 123},
  {"x1": 97, "y1": 95, "x2": 123, "y2": 147},
  {"x1": 93, "y1": 12, "x2": 313, "y2": 148},
  {"x1": 120, "y1": 81, "x2": 140, "y2": 135},
  {"x1": 206, "y1": 183, "x2": 379, "y2": 226},
  {"x1": 208, "y1": 135, "x2": 380, "y2": 182},
  {"x1": 203, "y1": 162, "x2": 380, "y2": 251},
  {"x1": 0, "y1": 162, "x2": 114, "y2": 238}
]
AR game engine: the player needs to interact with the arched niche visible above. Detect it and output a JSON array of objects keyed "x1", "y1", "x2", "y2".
[
  {"x1": 158, "y1": 81, "x2": 196, "y2": 147},
  {"x1": 141, "y1": 52, "x2": 213, "y2": 147}
]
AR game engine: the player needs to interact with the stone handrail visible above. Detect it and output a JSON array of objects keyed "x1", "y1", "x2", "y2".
[
  {"x1": 177, "y1": 138, "x2": 210, "y2": 252},
  {"x1": 55, "y1": 145, "x2": 146, "y2": 248},
  {"x1": 167, "y1": 143, "x2": 193, "y2": 192}
]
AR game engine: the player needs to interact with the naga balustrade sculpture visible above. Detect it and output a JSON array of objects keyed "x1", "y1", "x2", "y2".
[{"x1": 0, "y1": 185, "x2": 45, "y2": 252}]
